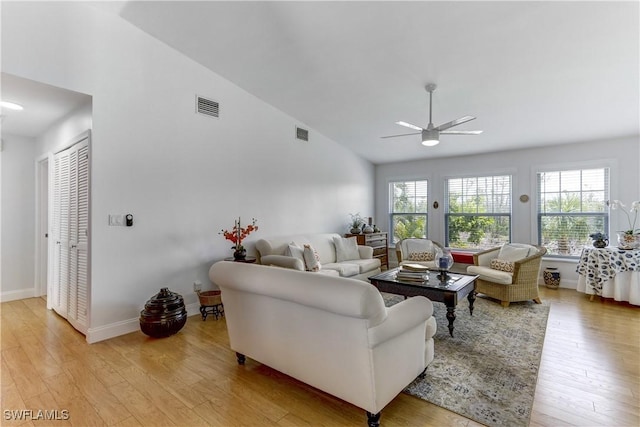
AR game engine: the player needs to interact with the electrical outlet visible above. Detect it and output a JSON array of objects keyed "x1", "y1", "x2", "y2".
[{"x1": 193, "y1": 281, "x2": 202, "y2": 292}]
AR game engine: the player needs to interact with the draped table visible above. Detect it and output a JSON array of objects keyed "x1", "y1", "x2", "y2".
[{"x1": 576, "y1": 247, "x2": 640, "y2": 305}]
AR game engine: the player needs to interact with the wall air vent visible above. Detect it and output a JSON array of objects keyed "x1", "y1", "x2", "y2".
[
  {"x1": 196, "y1": 95, "x2": 219, "y2": 118},
  {"x1": 296, "y1": 126, "x2": 309, "y2": 142}
]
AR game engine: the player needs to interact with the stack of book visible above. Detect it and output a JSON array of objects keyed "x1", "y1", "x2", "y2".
[{"x1": 396, "y1": 263, "x2": 429, "y2": 282}]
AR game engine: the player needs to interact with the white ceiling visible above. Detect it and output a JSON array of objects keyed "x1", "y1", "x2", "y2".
[
  {"x1": 4, "y1": 2, "x2": 639, "y2": 164},
  {"x1": 0, "y1": 73, "x2": 91, "y2": 139}
]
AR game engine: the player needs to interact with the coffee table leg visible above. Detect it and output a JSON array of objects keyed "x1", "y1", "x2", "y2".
[
  {"x1": 446, "y1": 305, "x2": 456, "y2": 337},
  {"x1": 468, "y1": 290, "x2": 476, "y2": 316}
]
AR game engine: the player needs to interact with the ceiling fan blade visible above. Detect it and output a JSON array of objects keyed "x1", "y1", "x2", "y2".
[
  {"x1": 440, "y1": 130, "x2": 483, "y2": 135},
  {"x1": 395, "y1": 121, "x2": 424, "y2": 131},
  {"x1": 381, "y1": 132, "x2": 421, "y2": 139},
  {"x1": 435, "y1": 115, "x2": 476, "y2": 131}
]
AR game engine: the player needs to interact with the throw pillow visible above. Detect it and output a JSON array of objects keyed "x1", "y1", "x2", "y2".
[
  {"x1": 303, "y1": 244, "x2": 322, "y2": 272},
  {"x1": 490, "y1": 258, "x2": 515, "y2": 273},
  {"x1": 333, "y1": 236, "x2": 360, "y2": 262},
  {"x1": 497, "y1": 244, "x2": 530, "y2": 262},
  {"x1": 408, "y1": 251, "x2": 435, "y2": 262},
  {"x1": 285, "y1": 242, "x2": 304, "y2": 262}
]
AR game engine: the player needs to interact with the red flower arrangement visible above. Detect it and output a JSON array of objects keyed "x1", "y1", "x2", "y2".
[{"x1": 220, "y1": 217, "x2": 258, "y2": 253}]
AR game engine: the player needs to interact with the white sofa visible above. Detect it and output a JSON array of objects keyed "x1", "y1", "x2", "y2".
[
  {"x1": 208, "y1": 261, "x2": 436, "y2": 426},
  {"x1": 255, "y1": 233, "x2": 381, "y2": 281}
]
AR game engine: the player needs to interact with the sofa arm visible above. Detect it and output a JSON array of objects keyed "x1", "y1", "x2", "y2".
[
  {"x1": 368, "y1": 296, "x2": 433, "y2": 347},
  {"x1": 358, "y1": 245, "x2": 374, "y2": 259},
  {"x1": 260, "y1": 254, "x2": 304, "y2": 270}
]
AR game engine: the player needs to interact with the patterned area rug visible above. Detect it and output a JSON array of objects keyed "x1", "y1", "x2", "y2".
[{"x1": 383, "y1": 293, "x2": 549, "y2": 427}]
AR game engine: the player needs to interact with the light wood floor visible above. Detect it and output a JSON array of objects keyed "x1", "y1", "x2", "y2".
[{"x1": 1, "y1": 287, "x2": 638, "y2": 427}]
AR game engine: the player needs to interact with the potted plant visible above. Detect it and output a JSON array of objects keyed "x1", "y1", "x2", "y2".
[
  {"x1": 220, "y1": 217, "x2": 258, "y2": 260},
  {"x1": 349, "y1": 213, "x2": 364, "y2": 234},
  {"x1": 589, "y1": 232, "x2": 608, "y2": 248},
  {"x1": 610, "y1": 200, "x2": 640, "y2": 249}
]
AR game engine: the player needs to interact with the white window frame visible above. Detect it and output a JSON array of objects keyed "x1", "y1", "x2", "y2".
[
  {"x1": 389, "y1": 179, "x2": 428, "y2": 245},
  {"x1": 444, "y1": 174, "x2": 512, "y2": 250},
  {"x1": 536, "y1": 166, "x2": 610, "y2": 258}
]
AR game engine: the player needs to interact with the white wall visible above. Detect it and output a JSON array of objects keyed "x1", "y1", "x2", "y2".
[
  {"x1": 375, "y1": 136, "x2": 640, "y2": 288},
  {"x1": 36, "y1": 101, "x2": 93, "y2": 155},
  {"x1": 0, "y1": 135, "x2": 37, "y2": 301},
  {"x1": 2, "y1": 2, "x2": 374, "y2": 342}
]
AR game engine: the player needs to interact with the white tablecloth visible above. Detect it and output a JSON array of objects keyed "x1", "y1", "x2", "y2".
[
  {"x1": 577, "y1": 272, "x2": 640, "y2": 305},
  {"x1": 576, "y1": 247, "x2": 640, "y2": 305}
]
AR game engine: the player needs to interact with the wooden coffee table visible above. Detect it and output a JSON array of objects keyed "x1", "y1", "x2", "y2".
[{"x1": 369, "y1": 268, "x2": 478, "y2": 337}]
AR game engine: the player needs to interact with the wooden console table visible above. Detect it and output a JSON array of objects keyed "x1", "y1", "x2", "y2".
[{"x1": 345, "y1": 232, "x2": 388, "y2": 269}]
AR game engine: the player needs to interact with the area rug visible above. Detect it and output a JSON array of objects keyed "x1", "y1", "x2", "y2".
[{"x1": 383, "y1": 294, "x2": 549, "y2": 427}]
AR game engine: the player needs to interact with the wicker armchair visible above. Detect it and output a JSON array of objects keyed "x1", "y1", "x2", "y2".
[
  {"x1": 467, "y1": 244, "x2": 547, "y2": 307},
  {"x1": 395, "y1": 238, "x2": 445, "y2": 269}
]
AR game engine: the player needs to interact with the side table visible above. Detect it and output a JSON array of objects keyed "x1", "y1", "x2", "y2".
[
  {"x1": 196, "y1": 290, "x2": 225, "y2": 321},
  {"x1": 224, "y1": 256, "x2": 257, "y2": 263}
]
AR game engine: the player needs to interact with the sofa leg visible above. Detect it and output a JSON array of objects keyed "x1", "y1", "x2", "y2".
[
  {"x1": 533, "y1": 298, "x2": 542, "y2": 304},
  {"x1": 366, "y1": 411, "x2": 380, "y2": 427},
  {"x1": 501, "y1": 301, "x2": 510, "y2": 308},
  {"x1": 418, "y1": 367, "x2": 428, "y2": 380},
  {"x1": 236, "y1": 352, "x2": 246, "y2": 365}
]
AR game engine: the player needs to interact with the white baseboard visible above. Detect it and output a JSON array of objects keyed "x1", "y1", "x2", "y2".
[
  {"x1": 0, "y1": 288, "x2": 36, "y2": 303},
  {"x1": 86, "y1": 301, "x2": 201, "y2": 344}
]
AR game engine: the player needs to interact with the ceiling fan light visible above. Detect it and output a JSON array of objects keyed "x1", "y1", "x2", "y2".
[
  {"x1": 1, "y1": 101, "x2": 24, "y2": 111},
  {"x1": 421, "y1": 138, "x2": 439, "y2": 147},
  {"x1": 421, "y1": 129, "x2": 439, "y2": 146}
]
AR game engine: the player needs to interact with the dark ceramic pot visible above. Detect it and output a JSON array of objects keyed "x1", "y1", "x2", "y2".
[
  {"x1": 543, "y1": 267, "x2": 561, "y2": 289},
  {"x1": 593, "y1": 239, "x2": 608, "y2": 248},
  {"x1": 233, "y1": 248, "x2": 247, "y2": 260},
  {"x1": 140, "y1": 288, "x2": 187, "y2": 338}
]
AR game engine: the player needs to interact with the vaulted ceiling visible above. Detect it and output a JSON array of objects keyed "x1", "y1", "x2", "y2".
[{"x1": 4, "y1": 2, "x2": 639, "y2": 164}]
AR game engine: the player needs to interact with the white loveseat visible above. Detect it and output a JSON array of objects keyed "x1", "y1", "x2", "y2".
[
  {"x1": 208, "y1": 261, "x2": 436, "y2": 426},
  {"x1": 255, "y1": 233, "x2": 381, "y2": 281}
]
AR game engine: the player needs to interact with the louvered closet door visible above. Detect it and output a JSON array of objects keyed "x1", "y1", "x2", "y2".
[
  {"x1": 52, "y1": 149, "x2": 70, "y2": 318},
  {"x1": 68, "y1": 140, "x2": 89, "y2": 333},
  {"x1": 51, "y1": 135, "x2": 90, "y2": 334}
]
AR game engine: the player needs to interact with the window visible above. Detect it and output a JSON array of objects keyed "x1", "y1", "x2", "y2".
[
  {"x1": 389, "y1": 180, "x2": 428, "y2": 244},
  {"x1": 537, "y1": 168, "x2": 609, "y2": 257},
  {"x1": 445, "y1": 175, "x2": 512, "y2": 250}
]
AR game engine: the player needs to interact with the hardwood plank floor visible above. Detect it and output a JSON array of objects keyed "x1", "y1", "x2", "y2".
[{"x1": 1, "y1": 287, "x2": 638, "y2": 426}]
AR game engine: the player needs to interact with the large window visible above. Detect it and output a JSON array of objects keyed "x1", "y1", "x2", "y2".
[
  {"x1": 389, "y1": 180, "x2": 428, "y2": 244},
  {"x1": 445, "y1": 175, "x2": 512, "y2": 249},
  {"x1": 537, "y1": 168, "x2": 609, "y2": 256}
]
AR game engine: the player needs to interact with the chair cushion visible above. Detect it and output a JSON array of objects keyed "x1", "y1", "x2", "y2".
[
  {"x1": 408, "y1": 251, "x2": 435, "y2": 262},
  {"x1": 498, "y1": 244, "x2": 532, "y2": 262},
  {"x1": 342, "y1": 258, "x2": 381, "y2": 274},
  {"x1": 467, "y1": 265, "x2": 513, "y2": 285},
  {"x1": 404, "y1": 239, "x2": 434, "y2": 254},
  {"x1": 490, "y1": 258, "x2": 515, "y2": 273},
  {"x1": 333, "y1": 236, "x2": 360, "y2": 262},
  {"x1": 322, "y1": 263, "x2": 360, "y2": 277}
]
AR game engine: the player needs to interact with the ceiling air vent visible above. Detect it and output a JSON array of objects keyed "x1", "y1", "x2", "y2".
[
  {"x1": 296, "y1": 126, "x2": 309, "y2": 142},
  {"x1": 196, "y1": 95, "x2": 219, "y2": 118}
]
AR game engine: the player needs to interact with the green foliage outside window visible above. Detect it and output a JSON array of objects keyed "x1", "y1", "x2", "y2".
[
  {"x1": 538, "y1": 169, "x2": 608, "y2": 256},
  {"x1": 390, "y1": 181, "x2": 428, "y2": 244},
  {"x1": 446, "y1": 176, "x2": 511, "y2": 249}
]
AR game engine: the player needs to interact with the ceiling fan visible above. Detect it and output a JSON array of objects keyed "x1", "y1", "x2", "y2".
[{"x1": 382, "y1": 84, "x2": 483, "y2": 146}]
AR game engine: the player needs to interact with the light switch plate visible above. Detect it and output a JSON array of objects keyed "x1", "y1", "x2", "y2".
[{"x1": 108, "y1": 214, "x2": 125, "y2": 226}]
